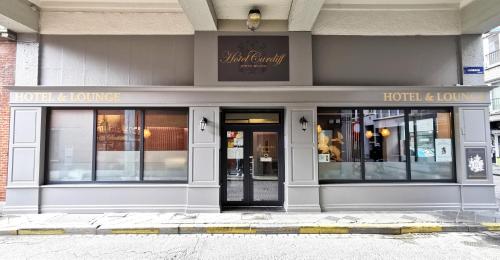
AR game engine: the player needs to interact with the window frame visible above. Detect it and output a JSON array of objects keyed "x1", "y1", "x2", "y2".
[
  {"x1": 317, "y1": 107, "x2": 456, "y2": 184},
  {"x1": 45, "y1": 107, "x2": 189, "y2": 184}
]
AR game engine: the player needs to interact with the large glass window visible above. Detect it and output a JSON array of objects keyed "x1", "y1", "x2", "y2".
[
  {"x1": 143, "y1": 109, "x2": 188, "y2": 181},
  {"x1": 317, "y1": 109, "x2": 362, "y2": 180},
  {"x1": 48, "y1": 110, "x2": 94, "y2": 182},
  {"x1": 47, "y1": 108, "x2": 189, "y2": 183},
  {"x1": 409, "y1": 109, "x2": 454, "y2": 180},
  {"x1": 96, "y1": 110, "x2": 141, "y2": 181},
  {"x1": 318, "y1": 108, "x2": 454, "y2": 183},
  {"x1": 364, "y1": 109, "x2": 407, "y2": 180}
]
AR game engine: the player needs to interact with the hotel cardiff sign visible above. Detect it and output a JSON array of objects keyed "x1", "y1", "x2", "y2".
[{"x1": 218, "y1": 36, "x2": 289, "y2": 81}]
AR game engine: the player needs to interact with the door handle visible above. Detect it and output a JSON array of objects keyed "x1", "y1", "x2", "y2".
[{"x1": 249, "y1": 156, "x2": 254, "y2": 177}]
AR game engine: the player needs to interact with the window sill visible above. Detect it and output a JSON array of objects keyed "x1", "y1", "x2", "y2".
[
  {"x1": 319, "y1": 182, "x2": 458, "y2": 187},
  {"x1": 41, "y1": 183, "x2": 189, "y2": 188}
]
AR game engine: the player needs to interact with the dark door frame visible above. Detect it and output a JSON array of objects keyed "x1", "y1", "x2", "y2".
[{"x1": 220, "y1": 109, "x2": 285, "y2": 208}]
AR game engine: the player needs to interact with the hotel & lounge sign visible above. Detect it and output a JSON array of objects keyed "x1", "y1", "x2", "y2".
[
  {"x1": 12, "y1": 92, "x2": 120, "y2": 103},
  {"x1": 218, "y1": 36, "x2": 289, "y2": 81},
  {"x1": 383, "y1": 92, "x2": 475, "y2": 102}
]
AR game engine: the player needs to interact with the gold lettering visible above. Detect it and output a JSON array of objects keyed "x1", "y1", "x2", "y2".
[
  {"x1": 24, "y1": 93, "x2": 34, "y2": 101},
  {"x1": 220, "y1": 49, "x2": 287, "y2": 67},
  {"x1": 384, "y1": 93, "x2": 392, "y2": 102},
  {"x1": 392, "y1": 93, "x2": 402, "y2": 102},
  {"x1": 57, "y1": 93, "x2": 66, "y2": 102},
  {"x1": 95, "y1": 92, "x2": 104, "y2": 102},
  {"x1": 14, "y1": 92, "x2": 23, "y2": 102}
]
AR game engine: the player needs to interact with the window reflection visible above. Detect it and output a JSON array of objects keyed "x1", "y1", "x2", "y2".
[
  {"x1": 318, "y1": 109, "x2": 362, "y2": 180},
  {"x1": 318, "y1": 108, "x2": 455, "y2": 183},
  {"x1": 410, "y1": 109, "x2": 453, "y2": 180},
  {"x1": 48, "y1": 110, "x2": 93, "y2": 182},
  {"x1": 96, "y1": 110, "x2": 141, "y2": 181},
  {"x1": 226, "y1": 131, "x2": 244, "y2": 201},
  {"x1": 363, "y1": 109, "x2": 407, "y2": 180}
]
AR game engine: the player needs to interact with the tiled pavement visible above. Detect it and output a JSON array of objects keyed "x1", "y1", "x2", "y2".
[{"x1": 0, "y1": 210, "x2": 499, "y2": 235}]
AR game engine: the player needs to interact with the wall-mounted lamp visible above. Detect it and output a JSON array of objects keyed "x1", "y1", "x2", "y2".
[
  {"x1": 200, "y1": 117, "x2": 208, "y2": 131},
  {"x1": 365, "y1": 130, "x2": 373, "y2": 139},
  {"x1": 299, "y1": 116, "x2": 308, "y2": 132},
  {"x1": 247, "y1": 8, "x2": 261, "y2": 31}
]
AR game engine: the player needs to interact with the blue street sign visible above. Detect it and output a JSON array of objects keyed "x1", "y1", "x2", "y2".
[{"x1": 463, "y1": 66, "x2": 484, "y2": 74}]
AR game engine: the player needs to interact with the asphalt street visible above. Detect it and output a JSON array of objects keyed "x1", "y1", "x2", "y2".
[{"x1": 0, "y1": 233, "x2": 499, "y2": 259}]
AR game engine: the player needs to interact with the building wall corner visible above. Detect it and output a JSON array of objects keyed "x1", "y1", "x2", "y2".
[{"x1": 0, "y1": 39, "x2": 16, "y2": 203}]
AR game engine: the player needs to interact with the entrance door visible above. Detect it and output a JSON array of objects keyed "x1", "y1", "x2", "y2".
[{"x1": 221, "y1": 111, "x2": 284, "y2": 208}]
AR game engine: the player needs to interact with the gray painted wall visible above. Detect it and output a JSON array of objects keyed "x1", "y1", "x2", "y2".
[
  {"x1": 39, "y1": 35, "x2": 194, "y2": 86},
  {"x1": 313, "y1": 36, "x2": 460, "y2": 86}
]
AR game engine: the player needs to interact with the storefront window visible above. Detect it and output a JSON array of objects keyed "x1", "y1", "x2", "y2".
[
  {"x1": 47, "y1": 108, "x2": 189, "y2": 183},
  {"x1": 48, "y1": 110, "x2": 94, "y2": 182},
  {"x1": 318, "y1": 108, "x2": 454, "y2": 183},
  {"x1": 364, "y1": 109, "x2": 407, "y2": 180},
  {"x1": 318, "y1": 109, "x2": 362, "y2": 180},
  {"x1": 96, "y1": 110, "x2": 141, "y2": 181},
  {"x1": 143, "y1": 109, "x2": 188, "y2": 181},
  {"x1": 409, "y1": 109, "x2": 454, "y2": 180}
]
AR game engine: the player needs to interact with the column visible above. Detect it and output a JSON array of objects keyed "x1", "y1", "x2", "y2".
[
  {"x1": 15, "y1": 33, "x2": 39, "y2": 86},
  {"x1": 455, "y1": 107, "x2": 497, "y2": 210},
  {"x1": 186, "y1": 106, "x2": 221, "y2": 212},
  {"x1": 460, "y1": 34, "x2": 485, "y2": 86},
  {"x1": 4, "y1": 107, "x2": 45, "y2": 213},
  {"x1": 284, "y1": 107, "x2": 321, "y2": 212}
]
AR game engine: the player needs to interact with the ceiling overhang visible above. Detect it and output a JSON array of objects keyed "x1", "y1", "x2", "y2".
[
  {"x1": 0, "y1": 0, "x2": 39, "y2": 33},
  {"x1": 1, "y1": 0, "x2": 499, "y2": 35}
]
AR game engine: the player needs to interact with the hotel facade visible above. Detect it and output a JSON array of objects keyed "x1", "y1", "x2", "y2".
[{"x1": 0, "y1": 0, "x2": 499, "y2": 213}]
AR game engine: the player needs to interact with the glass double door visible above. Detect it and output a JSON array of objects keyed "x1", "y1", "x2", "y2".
[{"x1": 222, "y1": 125, "x2": 283, "y2": 207}]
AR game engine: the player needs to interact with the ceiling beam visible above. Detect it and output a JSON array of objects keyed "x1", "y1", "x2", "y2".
[
  {"x1": 461, "y1": 0, "x2": 500, "y2": 34},
  {"x1": 178, "y1": 0, "x2": 217, "y2": 31},
  {"x1": 288, "y1": 0, "x2": 325, "y2": 31},
  {"x1": 0, "y1": 0, "x2": 39, "y2": 33}
]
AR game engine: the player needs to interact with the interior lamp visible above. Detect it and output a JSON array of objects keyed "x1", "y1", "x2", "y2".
[
  {"x1": 380, "y1": 128, "x2": 391, "y2": 137},
  {"x1": 143, "y1": 129, "x2": 152, "y2": 139}
]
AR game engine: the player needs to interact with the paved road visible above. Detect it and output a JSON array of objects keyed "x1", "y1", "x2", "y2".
[{"x1": 0, "y1": 233, "x2": 499, "y2": 259}]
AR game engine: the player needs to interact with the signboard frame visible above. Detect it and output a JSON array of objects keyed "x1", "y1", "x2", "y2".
[{"x1": 218, "y1": 36, "x2": 290, "y2": 82}]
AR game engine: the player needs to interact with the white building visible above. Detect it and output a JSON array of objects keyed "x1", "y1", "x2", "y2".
[{"x1": 485, "y1": 27, "x2": 500, "y2": 161}]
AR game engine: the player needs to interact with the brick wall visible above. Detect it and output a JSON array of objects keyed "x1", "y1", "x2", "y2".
[{"x1": 0, "y1": 39, "x2": 16, "y2": 201}]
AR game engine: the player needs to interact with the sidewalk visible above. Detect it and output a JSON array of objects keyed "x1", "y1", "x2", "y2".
[{"x1": 0, "y1": 210, "x2": 499, "y2": 236}]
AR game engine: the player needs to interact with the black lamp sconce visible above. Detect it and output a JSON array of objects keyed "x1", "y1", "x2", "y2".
[
  {"x1": 200, "y1": 117, "x2": 208, "y2": 131},
  {"x1": 299, "y1": 116, "x2": 308, "y2": 132}
]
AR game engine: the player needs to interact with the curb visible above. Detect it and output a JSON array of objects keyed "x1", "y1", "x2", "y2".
[{"x1": 1, "y1": 223, "x2": 499, "y2": 236}]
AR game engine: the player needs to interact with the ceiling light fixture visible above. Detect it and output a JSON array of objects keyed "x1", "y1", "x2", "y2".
[{"x1": 247, "y1": 8, "x2": 261, "y2": 31}]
